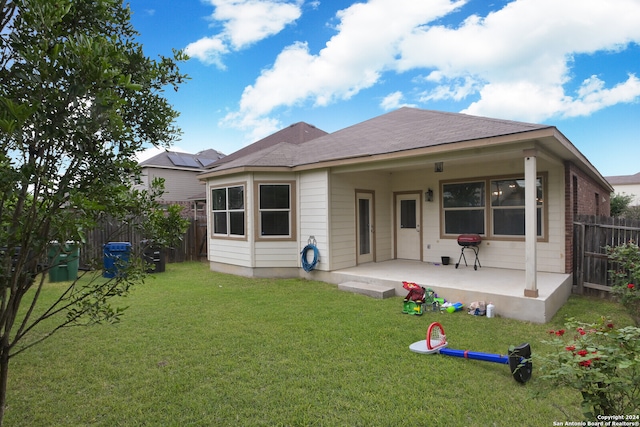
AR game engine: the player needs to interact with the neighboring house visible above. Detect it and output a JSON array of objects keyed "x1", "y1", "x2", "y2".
[
  {"x1": 199, "y1": 108, "x2": 611, "y2": 302},
  {"x1": 138, "y1": 148, "x2": 226, "y2": 217},
  {"x1": 606, "y1": 172, "x2": 640, "y2": 205}
]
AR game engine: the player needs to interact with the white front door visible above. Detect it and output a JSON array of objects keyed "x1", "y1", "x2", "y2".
[
  {"x1": 356, "y1": 192, "x2": 374, "y2": 264},
  {"x1": 395, "y1": 193, "x2": 421, "y2": 260}
]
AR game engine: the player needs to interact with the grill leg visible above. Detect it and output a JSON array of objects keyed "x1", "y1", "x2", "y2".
[
  {"x1": 456, "y1": 246, "x2": 481, "y2": 269},
  {"x1": 455, "y1": 247, "x2": 467, "y2": 269},
  {"x1": 472, "y1": 246, "x2": 481, "y2": 270}
]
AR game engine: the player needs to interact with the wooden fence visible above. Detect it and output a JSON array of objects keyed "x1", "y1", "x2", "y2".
[
  {"x1": 573, "y1": 214, "x2": 640, "y2": 295},
  {"x1": 79, "y1": 216, "x2": 208, "y2": 270}
]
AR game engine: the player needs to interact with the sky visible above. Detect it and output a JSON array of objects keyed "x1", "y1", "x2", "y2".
[{"x1": 127, "y1": 0, "x2": 640, "y2": 177}]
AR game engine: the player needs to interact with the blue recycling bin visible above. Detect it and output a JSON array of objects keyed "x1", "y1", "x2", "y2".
[{"x1": 103, "y1": 242, "x2": 131, "y2": 278}]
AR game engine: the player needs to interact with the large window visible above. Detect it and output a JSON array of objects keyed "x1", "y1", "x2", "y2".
[
  {"x1": 491, "y1": 178, "x2": 543, "y2": 236},
  {"x1": 442, "y1": 181, "x2": 486, "y2": 235},
  {"x1": 442, "y1": 175, "x2": 545, "y2": 239},
  {"x1": 259, "y1": 184, "x2": 291, "y2": 237},
  {"x1": 211, "y1": 185, "x2": 245, "y2": 237}
]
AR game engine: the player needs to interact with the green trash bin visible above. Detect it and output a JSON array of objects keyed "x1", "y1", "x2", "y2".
[{"x1": 48, "y1": 242, "x2": 80, "y2": 282}]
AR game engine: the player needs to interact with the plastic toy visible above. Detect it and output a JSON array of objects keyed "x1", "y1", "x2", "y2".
[
  {"x1": 409, "y1": 322, "x2": 532, "y2": 383},
  {"x1": 401, "y1": 284, "x2": 437, "y2": 315},
  {"x1": 402, "y1": 281, "x2": 426, "y2": 315},
  {"x1": 445, "y1": 302, "x2": 463, "y2": 313}
]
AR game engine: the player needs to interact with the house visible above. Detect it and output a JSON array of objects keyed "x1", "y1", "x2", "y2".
[
  {"x1": 199, "y1": 108, "x2": 612, "y2": 322},
  {"x1": 606, "y1": 172, "x2": 640, "y2": 205},
  {"x1": 138, "y1": 148, "x2": 226, "y2": 217}
]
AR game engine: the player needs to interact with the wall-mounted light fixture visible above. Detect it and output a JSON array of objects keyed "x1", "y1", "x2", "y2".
[
  {"x1": 435, "y1": 162, "x2": 444, "y2": 173},
  {"x1": 425, "y1": 188, "x2": 434, "y2": 202}
]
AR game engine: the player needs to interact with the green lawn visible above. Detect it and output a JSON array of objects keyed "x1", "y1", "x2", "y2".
[{"x1": 5, "y1": 262, "x2": 633, "y2": 426}]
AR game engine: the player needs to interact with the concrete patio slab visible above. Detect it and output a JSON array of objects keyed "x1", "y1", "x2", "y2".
[{"x1": 314, "y1": 260, "x2": 572, "y2": 323}]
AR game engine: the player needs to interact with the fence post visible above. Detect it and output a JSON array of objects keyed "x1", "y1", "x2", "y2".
[{"x1": 575, "y1": 222, "x2": 585, "y2": 295}]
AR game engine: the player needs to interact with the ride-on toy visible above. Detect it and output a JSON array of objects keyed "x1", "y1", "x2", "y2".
[{"x1": 402, "y1": 282, "x2": 436, "y2": 315}]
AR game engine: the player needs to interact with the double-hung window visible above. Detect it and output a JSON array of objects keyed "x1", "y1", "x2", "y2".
[
  {"x1": 441, "y1": 175, "x2": 545, "y2": 239},
  {"x1": 491, "y1": 178, "x2": 543, "y2": 237},
  {"x1": 258, "y1": 183, "x2": 291, "y2": 237},
  {"x1": 211, "y1": 185, "x2": 245, "y2": 237},
  {"x1": 442, "y1": 181, "x2": 486, "y2": 235}
]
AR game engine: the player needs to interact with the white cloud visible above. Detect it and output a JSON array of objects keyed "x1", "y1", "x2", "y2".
[
  {"x1": 563, "y1": 74, "x2": 640, "y2": 118},
  {"x1": 380, "y1": 91, "x2": 417, "y2": 110},
  {"x1": 185, "y1": 36, "x2": 228, "y2": 68},
  {"x1": 185, "y1": 0, "x2": 302, "y2": 68},
  {"x1": 398, "y1": 0, "x2": 640, "y2": 121},
  {"x1": 225, "y1": 0, "x2": 640, "y2": 135},
  {"x1": 223, "y1": 0, "x2": 464, "y2": 130},
  {"x1": 420, "y1": 76, "x2": 480, "y2": 103}
]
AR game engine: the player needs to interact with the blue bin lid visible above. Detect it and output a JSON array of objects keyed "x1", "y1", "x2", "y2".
[{"x1": 105, "y1": 242, "x2": 131, "y2": 251}]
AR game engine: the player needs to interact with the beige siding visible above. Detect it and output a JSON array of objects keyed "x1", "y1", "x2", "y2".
[
  {"x1": 142, "y1": 168, "x2": 205, "y2": 202},
  {"x1": 329, "y1": 171, "x2": 393, "y2": 270},
  {"x1": 389, "y1": 156, "x2": 566, "y2": 273},
  {"x1": 612, "y1": 183, "x2": 640, "y2": 206},
  {"x1": 207, "y1": 174, "x2": 253, "y2": 267},
  {"x1": 210, "y1": 238, "x2": 251, "y2": 267},
  {"x1": 254, "y1": 241, "x2": 299, "y2": 267},
  {"x1": 299, "y1": 170, "x2": 330, "y2": 270}
]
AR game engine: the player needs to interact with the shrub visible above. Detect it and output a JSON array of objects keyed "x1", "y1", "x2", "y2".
[
  {"x1": 606, "y1": 242, "x2": 640, "y2": 323},
  {"x1": 537, "y1": 317, "x2": 640, "y2": 419}
]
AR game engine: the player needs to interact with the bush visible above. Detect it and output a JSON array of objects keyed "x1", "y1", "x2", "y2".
[
  {"x1": 606, "y1": 242, "x2": 640, "y2": 323},
  {"x1": 538, "y1": 317, "x2": 640, "y2": 419}
]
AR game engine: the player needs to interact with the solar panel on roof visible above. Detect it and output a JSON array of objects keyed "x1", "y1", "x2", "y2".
[
  {"x1": 198, "y1": 157, "x2": 218, "y2": 167},
  {"x1": 167, "y1": 152, "x2": 201, "y2": 168}
]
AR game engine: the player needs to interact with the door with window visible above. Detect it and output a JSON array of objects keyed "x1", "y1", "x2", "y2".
[
  {"x1": 356, "y1": 192, "x2": 374, "y2": 264},
  {"x1": 395, "y1": 193, "x2": 421, "y2": 260}
]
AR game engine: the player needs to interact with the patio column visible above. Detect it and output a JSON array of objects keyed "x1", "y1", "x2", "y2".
[{"x1": 524, "y1": 149, "x2": 539, "y2": 298}]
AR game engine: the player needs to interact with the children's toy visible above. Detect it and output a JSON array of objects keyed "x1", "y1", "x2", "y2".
[
  {"x1": 409, "y1": 322, "x2": 532, "y2": 383},
  {"x1": 445, "y1": 302, "x2": 463, "y2": 313},
  {"x1": 401, "y1": 282, "x2": 436, "y2": 316},
  {"x1": 402, "y1": 281, "x2": 426, "y2": 315}
]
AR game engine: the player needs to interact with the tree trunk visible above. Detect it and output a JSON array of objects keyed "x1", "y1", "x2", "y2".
[{"x1": 0, "y1": 343, "x2": 10, "y2": 427}]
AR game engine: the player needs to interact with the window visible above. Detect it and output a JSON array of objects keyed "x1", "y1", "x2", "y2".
[
  {"x1": 211, "y1": 185, "x2": 245, "y2": 237},
  {"x1": 491, "y1": 178, "x2": 542, "y2": 236},
  {"x1": 441, "y1": 175, "x2": 546, "y2": 239},
  {"x1": 442, "y1": 181, "x2": 486, "y2": 235},
  {"x1": 259, "y1": 184, "x2": 291, "y2": 237}
]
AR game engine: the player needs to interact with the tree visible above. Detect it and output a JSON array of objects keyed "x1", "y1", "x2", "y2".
[
  {"x1": 610, "y1": 193, "x2": 634, "y2": 217},
  {"x1": 0, "y1": 1, "x2": 187, "y2": 424}
]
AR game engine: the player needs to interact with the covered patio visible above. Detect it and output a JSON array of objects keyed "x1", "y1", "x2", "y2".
[{"x1": 315, "y1": 260, "x2": 572, "y2": 323}]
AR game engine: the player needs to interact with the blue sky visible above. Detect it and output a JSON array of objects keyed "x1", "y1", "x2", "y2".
[{"x1": 127, "y1": 0, "x2": 640, "y2": 177}]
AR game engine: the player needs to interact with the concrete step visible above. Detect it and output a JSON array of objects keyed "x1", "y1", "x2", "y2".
[{"x1": 338, "y1": 281, "x2": 396, "y2": 299}]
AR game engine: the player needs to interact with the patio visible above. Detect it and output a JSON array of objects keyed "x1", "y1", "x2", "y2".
[{"x1": 315, "y1": 259, "x2": 572, "y2": 323}]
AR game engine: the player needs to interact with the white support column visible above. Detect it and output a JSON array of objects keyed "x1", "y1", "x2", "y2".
[{"x1": 524, "y1": 149, "x2": 539, "y2": 298}]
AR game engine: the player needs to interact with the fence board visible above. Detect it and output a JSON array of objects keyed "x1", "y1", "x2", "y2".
[
  {"x1": 573, "y1": 215, "x2": 640, "y2": 295},
  {"x1": 79, "y1": 216, "x2": 207, "y2": 270}
]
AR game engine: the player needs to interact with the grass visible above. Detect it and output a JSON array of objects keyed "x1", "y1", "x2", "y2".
[{"x1": 5, "y1": 262, "x2": 634, "y2": 426}]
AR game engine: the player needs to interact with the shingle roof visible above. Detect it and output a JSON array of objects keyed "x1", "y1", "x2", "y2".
[
  {"x1": 210, "y1": 107, "x2": 552, "y2": 171},
  {"x1": 140, "y1": 148, "x2": 226, "y2": 170},
  {"x1": 211, "y1": 121, "x2": 328, "y2": 168},
  {"x1": 606, "y1": 172, "x2": 640, "y2": 185}
]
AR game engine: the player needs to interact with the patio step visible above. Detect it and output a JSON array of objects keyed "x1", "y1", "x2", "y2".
[{"x1": 338, "y1": 281, "x2": 396, "y2": 299}]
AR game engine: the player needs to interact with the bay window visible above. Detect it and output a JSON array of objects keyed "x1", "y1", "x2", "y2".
[
  {"x1": 257, "y1": 182, "x2": 294, "y2": 238},
  {"x1": 211, "y1": 185, "x2": 245, "y2": 237}
]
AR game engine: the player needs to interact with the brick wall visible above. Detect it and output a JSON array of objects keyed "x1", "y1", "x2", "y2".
[{"x1": 564, "y1": 161, "x2": 612, "y2": 273}]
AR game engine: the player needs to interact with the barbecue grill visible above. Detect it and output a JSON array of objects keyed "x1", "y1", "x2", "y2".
[{"x1": 455, "y1": 234, "x2": 482, "y2": 270}]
